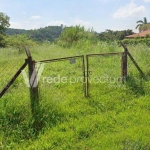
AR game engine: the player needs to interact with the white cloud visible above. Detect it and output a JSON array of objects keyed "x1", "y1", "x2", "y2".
[
  {"x1": 111, "y1": 24, "x2": 138, "y2": 33},
  {"x1": 10, "y1": 17, "x2": 91, "y2": 30},
  {"x1": 73, "y1": 18, "x2": 90, "y2": 26},
  {"x1": 10, "y1": 21, "x2": 22, "y2": 29},
  {"x1": 47, "y1": 17, "x2": 91, "y2": 28},
  {"x1": 10, "y1": 21, "x2": 41, "y2": 29},
  {"x1": 30, "y1": 15, "x2": 41, "y2": 20},
  {"x1": 113, "y1": 2, "x2": 146, "y2": 19},
  {"x1": 47, "y1": 20, "x2": 65, "y2": 26},
  {"x1": 22, "y1": 11, "x2": 26, "y2": 14},
  {"x1": 143, "y1": 0, "x2": 150, "y2": 2}
]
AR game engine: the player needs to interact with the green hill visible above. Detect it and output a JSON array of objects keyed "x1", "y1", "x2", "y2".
[{"x1": 5, "y1": 25, "x2": 64, "y2": 42}]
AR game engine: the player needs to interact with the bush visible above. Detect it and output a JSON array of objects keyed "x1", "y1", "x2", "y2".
[
  {"x1": 57, "y1": 25, "x2": 98, "y2": 49},
  {"x1": 0, "y1": 34, "x2": 7, "y2": 47},
  {"x1": 122, "y1": 38, "x2": 150, "y2": 46},
  {"x1": 6, "y1": 34, "x2": 36, "y2": 51}
]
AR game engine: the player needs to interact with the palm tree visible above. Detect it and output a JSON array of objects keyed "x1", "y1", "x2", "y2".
[{"x1": 135, "y1": 17, "x2": 148, "y2": 30}]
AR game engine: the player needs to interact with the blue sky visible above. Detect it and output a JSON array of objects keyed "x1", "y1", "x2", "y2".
[{"x1": 0, "y1": 0, "x2": 150, "y2": 33}]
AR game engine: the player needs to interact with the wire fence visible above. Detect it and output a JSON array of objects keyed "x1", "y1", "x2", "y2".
[
  {"x1": 0, "y1": 68, "x2": 31, "y2": 113},
  {"x1": 0, "y1": 54, "x2": 31, "y2": 143},
  {"x1": 86, "y1": 52, "x2": 124, "y2": 96},
  {"x1": 127, "y1": 45, "x2": 150, "y2": 77},
  {"x1": 125, "y1": 45, "x2": 150, "y2": 96},
  {"x1": 1, "y1": 44, "x2": 149, "y2": 101},
  {"x1": 0, "y1": 51, "x2": 27, "y2": 90},
  {"x1": 0, "y1": 48, "x2": 30, "y2": 99},
  {"x1": 36, "y1": 55, "x2": 86, "y2": 100}
]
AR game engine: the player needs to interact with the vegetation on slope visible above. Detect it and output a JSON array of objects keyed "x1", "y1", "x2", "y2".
[
  {"x1": 122, "y1": 37, "x2": 150, "y2": 46},
  {"x1": 5, "y1": 25, "x2": 64, "y2": 42}
]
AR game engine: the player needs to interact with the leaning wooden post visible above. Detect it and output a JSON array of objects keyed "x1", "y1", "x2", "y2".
[
  {"x1": 121, "y1": 42, "x2": 145, "y2": 79},
  {"x1": 25, "y1": 46, "x2": 39, "y2": 115},
  {"x1": 121, "y1": 42, "x2": 128, "y2": 82},
  {"x1": 86, "y1": 55, "x2": 90, "y2": 97}
]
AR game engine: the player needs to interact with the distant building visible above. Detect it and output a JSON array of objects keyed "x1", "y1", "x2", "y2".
[{"x1": 125, "y1": 29, "x2": 150, "y2": 39}]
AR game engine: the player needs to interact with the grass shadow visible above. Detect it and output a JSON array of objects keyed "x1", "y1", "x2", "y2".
[
  {"x1": 126, "y1": 74, "x2": 145, "y2": 96},
  {"x1": 122, "y1": 140, "x2": 150, "y2": 150}
]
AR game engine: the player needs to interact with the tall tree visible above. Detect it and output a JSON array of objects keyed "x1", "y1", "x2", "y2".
[
  {"x1": 135, "y1": 17, "x2": 149, "y2": 31},
  {"x1": 139, "y1": 23, "x2": 150, "y2": 32},
  {"x1": 0, "y1": 12, "x2": 10, "y2": 47},
  {"x1": 0, "y1": 12, "x2": 10, "y2": 34}
]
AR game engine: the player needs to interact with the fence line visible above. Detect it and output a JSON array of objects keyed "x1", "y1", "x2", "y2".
[
  {"x1": 86, "y1": 52, "x2": 123, "y2": 57},
  {"x1": 0, "y1": 61, "x2": 27, "y2": 98},
  {"x1": 86, "y1": 52, "x2": 124, "y2": 97},
  {"x1": 36, "y1": 55, "x2": 84, "y2": 63},
  {"x1": 0, "y1": 43, "x2": 145, "y2": 99},
  {"x1": 120, "y1": 42, "x2": 145, "y2": 77},
  {"x1": 36, "y1": 55, "x2": 86, "y2": 97}
]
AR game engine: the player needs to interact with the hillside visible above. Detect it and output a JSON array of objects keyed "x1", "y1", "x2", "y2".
[
  {"x1": 5, "y1": 25, "x2": 64, "y2": 42},
  {"x1": 5, "y1": 28, "x2": 27, "y2": 35}
]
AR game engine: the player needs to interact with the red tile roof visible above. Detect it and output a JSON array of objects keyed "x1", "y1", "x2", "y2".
[{"x1": 125, "y1": 29, "x2": 150, "y2": 38}]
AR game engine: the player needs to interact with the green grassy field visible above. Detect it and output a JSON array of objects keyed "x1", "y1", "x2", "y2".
[{"x1": 0, "y1": 42, "x2": 150, "y2": 150}]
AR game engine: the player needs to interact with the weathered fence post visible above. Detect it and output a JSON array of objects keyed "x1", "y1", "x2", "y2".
[
  {"x1": 127, "y1": 51, "x2": 145, "y2": 77},
  {"x1": 121, "y1": 42, "x2": 145, "y2": 79},
  {"x1": 25, "y1": 47, "x2": 39, "y2": 115},
  {"x1": 81, "y1": 56, "x2": 86, "y2": 97},
  {"x1": 121, "y1": 46, "x2": 128, "y2": 82},
  {"x1": 86, "y1": 55, "x2": 89, "y2": 97}
]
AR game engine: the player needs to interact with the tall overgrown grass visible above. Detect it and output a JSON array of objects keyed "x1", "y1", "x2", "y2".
[{"x1": 0, "y1": 42, "x2": 150, "y2": 149}]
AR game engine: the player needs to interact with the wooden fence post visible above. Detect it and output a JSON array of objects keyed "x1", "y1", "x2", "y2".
[
  {"x1": 127, "y1": 51, "x2": 145, "y2": 78},
  {"x1": 120, "y1": 42, "x2": 145, "y2": 79},
  {"x1": 25, "y1": 47, "x2": 39, "y2": 115},
  {"x1": 86, "y1": 55, "x2": 89, "y2": 97},
  {"x1": 121, "y1": 47, "x2": 128, "y2": 82}
]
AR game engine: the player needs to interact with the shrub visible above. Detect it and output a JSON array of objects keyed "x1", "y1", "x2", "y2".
[
  {"x1": 0, "y1": 34, "x2": 7, "y2": 47},
  {"x1": 122, "y1": 38, "x2": 150, "y2": 46},
  {"x1": 57, "y1": 25, "x2": 98, "y2": 49},
  {"x1": 6, "y1": 34, "x2": 36, "y2": 51}
]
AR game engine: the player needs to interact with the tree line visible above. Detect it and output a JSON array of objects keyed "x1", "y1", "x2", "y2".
[
  {"x1": 5, "y1": 26, "x2": 134, "y2": 42},
  {"x1": 5, "y1": 26, "x2": 64, "y2": 42},
  {"x1": 1, "y1": 11, "x2": 150, "y2": 49}
]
